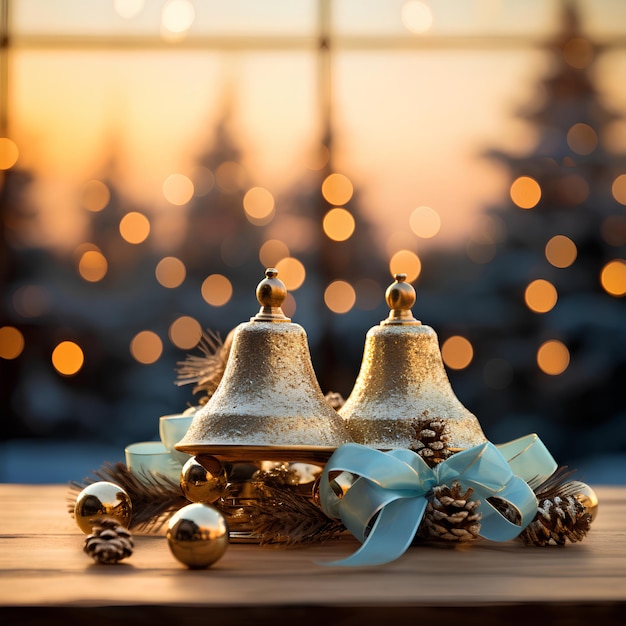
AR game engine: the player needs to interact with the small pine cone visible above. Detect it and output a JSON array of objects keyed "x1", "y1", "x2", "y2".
[
  {"x1": 418, "y1": 482, "x2": 481, "y2": 543},
  {"x1": 519, "y1": 495, "x2": 592, "y2": 547},
  {"x1": 84, "y1": 518, "x2": 134, "y2": 564},
  {"x1": 410, "y1": 417, "x2": 451, "y2": 466},
  {"x1": 325, "y1": 391, "x2": 345, "y2": 410}
]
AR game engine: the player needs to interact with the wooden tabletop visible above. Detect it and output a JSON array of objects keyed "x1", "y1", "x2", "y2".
[{"x1": 1, "y1": 484, "x2": 624, "y2": 625}]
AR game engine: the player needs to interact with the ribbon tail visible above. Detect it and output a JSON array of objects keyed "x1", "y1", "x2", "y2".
[{"x1": 319, "y1": 497, "x2": 427, "y2": 567}]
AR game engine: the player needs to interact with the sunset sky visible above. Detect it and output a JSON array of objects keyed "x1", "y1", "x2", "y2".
[{"x1": 6, "y1": 0, "x2": 626, "y2": 255}]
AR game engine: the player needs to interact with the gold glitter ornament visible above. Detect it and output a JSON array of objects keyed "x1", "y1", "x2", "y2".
[
  {"x1": 180, "y1": 455, "x2": 228, "y2": 504},
  {"x1": 74, "y1": 481, "x2": 132, "y2": 534},
  {"x1": 339, "y1": 273, "x2": 487, "y2": 459},
  {"x1": 166, "y1": 503, "x2": 229, "y2": 569}
]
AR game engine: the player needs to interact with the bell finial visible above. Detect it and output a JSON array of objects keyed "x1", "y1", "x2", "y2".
[
  {"x1": 339, "y1": 271, "x2": 487, "y2": 462},
  {"x1": 252, "y1": 268, "x2": 290, "y2": 322},
  {"x1": 382, "y1": 273, "x2": 420, "y2": 325}
]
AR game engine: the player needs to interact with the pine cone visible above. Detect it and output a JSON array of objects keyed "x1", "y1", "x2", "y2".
[
  {"x1": 519, "y1": 495, "x2": 592, "y2": 546},
  {"x1": 410, "y1": 417, "x2": 451, "y2": 466},
  {"x1": 84, "y1": 518, "x2": 134, "y2": 564},
  {"x1": 417, "y1": 482, "x2": 481, "y2": 543},
  {"x1": 324, "y1": 391, "x2": 345, "y2": 410}
]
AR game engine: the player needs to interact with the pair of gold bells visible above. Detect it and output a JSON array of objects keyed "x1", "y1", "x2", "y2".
[{"x1": 174, "y1": 268, "x2": 490, "y2": 537}]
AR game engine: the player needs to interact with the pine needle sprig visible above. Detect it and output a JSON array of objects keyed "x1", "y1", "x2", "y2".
[
  {"x1": 175, "y1": 329, "x2": 231, "y2": 404},
  {"x1": 530, "y1": 466, "x2": 579, "y2": 499},
  {"x1": 68, "y1": 462, "x2": 188, "y2": 533},
  {"x1": 250, "y1": 483, "x2": 345, "y2": 546}
]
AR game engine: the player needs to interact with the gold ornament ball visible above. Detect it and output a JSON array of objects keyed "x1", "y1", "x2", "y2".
[
  {"x1": 566, "y1": 480, "x2": 599, "y2": 521},
  {"x1": 166, "y1": 503, "x2": 229, "y2": 569},
  {"x1": 74, "y1": 481, "x2": 132, "y2": 534},
  {"x1": 180, "y1": 456, "x2": 228, "y2": 503}
]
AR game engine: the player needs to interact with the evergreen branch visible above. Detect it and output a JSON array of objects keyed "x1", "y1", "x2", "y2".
[{"x1": 249, "y1": 482, "x2": 345, "y2": 546}]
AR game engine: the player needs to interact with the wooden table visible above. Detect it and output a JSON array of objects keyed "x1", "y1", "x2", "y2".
[{"x1": 1, "y1": 484, "x2": 624, "y2": 625}]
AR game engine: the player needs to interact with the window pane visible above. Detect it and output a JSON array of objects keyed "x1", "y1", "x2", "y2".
[{"x1": 11, "y1": 0, "x2": 318, "y2": 37}]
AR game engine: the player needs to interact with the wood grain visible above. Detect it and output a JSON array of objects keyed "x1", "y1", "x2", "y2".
[{"x1": 1, "y1": 484, "x2": 624, "y2": 625}]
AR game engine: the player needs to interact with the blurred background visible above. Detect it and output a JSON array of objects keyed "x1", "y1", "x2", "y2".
[{"x1": 1, "y1": 0, "x2": 625, "y2": 483}]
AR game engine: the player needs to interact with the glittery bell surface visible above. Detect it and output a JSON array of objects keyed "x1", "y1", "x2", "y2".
[
  {"x1": 176, "y1": 268, "x2": 353, "y2": 462},
  {"x1": 339, "y1": 274, "x2": 487, "y2": 459}
]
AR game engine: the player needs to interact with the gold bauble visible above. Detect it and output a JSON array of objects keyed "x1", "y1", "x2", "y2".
[
  {"x1": 566, "y1": 480, "x2": 599, "y2": 521},
  {"x1": 180, "y1": 456, "x2": 228, "y2": 504},
  {"x1": 166, "y1": 503, "x2": 229, "y2": 569},
  {"x1": 74, "y1": 481, "x2": 132, "y2": 534}
]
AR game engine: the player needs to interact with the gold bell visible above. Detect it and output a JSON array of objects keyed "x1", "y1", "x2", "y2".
[
  {"x1": 176, "y1": 268, "x2": 353, "y2": 463},
  {"x1": 339, "y1": 273, "x2": 487, "y2": 463}
]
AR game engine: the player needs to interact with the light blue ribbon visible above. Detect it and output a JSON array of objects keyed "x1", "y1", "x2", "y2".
[{"x1": 319, "y1": 434, "x2": 557, "y2": 567}]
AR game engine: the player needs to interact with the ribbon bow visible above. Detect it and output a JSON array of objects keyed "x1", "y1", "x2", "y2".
[{"x1": 319, "y1": 434, "x2": 556, "y2": 567}]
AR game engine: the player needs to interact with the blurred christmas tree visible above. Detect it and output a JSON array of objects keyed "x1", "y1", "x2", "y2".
[{"x1": 432, "y1": 1, "x2": 626, "y2": 465}]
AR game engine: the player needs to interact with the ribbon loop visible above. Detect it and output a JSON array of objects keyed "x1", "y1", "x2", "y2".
[{"x1": 319, "y1": 435, "x2": 555, "y2": 567}]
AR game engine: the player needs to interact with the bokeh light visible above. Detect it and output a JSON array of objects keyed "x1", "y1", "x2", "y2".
[
  {"x1": 537, "y1": 340, "x2": 570, "y2": 375},
  {"x1": 389, "y1": 250, "x2": 421, "y2": 282},
  {"x1": 324, "y1": 281, "x2": 356, "y2": 314},
  {"x1": 0, "y1": 137, "x2": 19, "y2": 170},
  {"x1": 12, "y1": 285, "x2": 49, "y2": 318},
  {"x1": 243, "y1": 187, "x2": 275, "y2": 225},
  {"x1": 613, "y1": 174, "x2": 626, "y2": 205},
  {"x1": 155, "y1": 256, "x2": 186, "y2": 288},
  {"x1": 169, "y1": 316, "x2": 202, "y2": 350},
  {"x1": 323, "y1": 208, "x2": 356, "y2": 242},
  {"x1": 275, "y1": 257, "x2": 306, "y2": 291},
  {"x1": 119, "y1": 212, "x2": 150, "y2": 244},
  {"x1": 401, "y1": 1, "x2": 434, "y2": 34},
  {"x1": 600, "y1": 259, "x2": 626, "y2": 297},
  {"x1": 601, "y1": 216, "x2": 626, "y2": 247},
  {"x1": 52, "y1": 341, "x2": 84, "y2": 376},
  {"x1": 78, "y1": 249, "x2": 108, "y2": 282},
  {"x1": 163, "y1": 173, "x2": 194, "y2": 206},
  {"x1": 567, "y1": 123, "x2": 598, "y2": 155},
  {"x1": 201, "y1": 274, "x2": 233, "y2": 306},
  {"x1": 409, "y1": 205, "x2": 441, "y2": 239},
  {"x1": 130, "y1": 331, "x2": 163, "y2": 365},
  {"x1": 0, "y1": 326, "x2": 25, "y2": 360},
  {"x1": 558, "y1": 174, "x2": 589, "y2": 205},
  {"x1": 525, "y1": 279, "x2": 558, "y2": 313},
  {"x1": 161, "y1": 0, "x2": 195, "y2": 34},
  {"x1": 305, "y1": 144, "x2": 330, "y2": 170},
  {"x1": 441, "y1": 336, "x2": 473, "y2": 370},
  {"x1": 259, "y1": 239, "x2": 290, "y2": 267},
  {"x1": 114, "y1": 0, "x2": 145, "y2": 19},
  {"x1": 81, "y1": 179, "x2": 110, "y2": 212},
  {"x1": 563, "y1": 37, "x2": 594, "y2": 69},
  {"x1": 322, "y1": 173, "x2": 353, "y2": 206},
  {"x1": 510, "y1": 176, "x2": 541, "y2": 209},
  {"x1": 191, "y1": 166, "x2": 215, "y2": 197},
  {"x1": 216, "y1": 161, "x2": 245, "y2": 193},
  {"x1": 545, "y1": 235, "x2": 577, "y2": 268},
  {"x1": 283, "y1": 292, "x2": 297, "y2": 318},
  {"x1": 267, "y1": 215, "x2": 316, "y2": 253}
]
